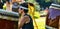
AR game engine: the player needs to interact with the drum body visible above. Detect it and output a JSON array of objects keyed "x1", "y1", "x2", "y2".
[
  {"x1": 0, "y1": 9, "x2": 19, "y2": 29},
  {"x1": 46, "y1": 3, "x2": 60, "y2": 29}
]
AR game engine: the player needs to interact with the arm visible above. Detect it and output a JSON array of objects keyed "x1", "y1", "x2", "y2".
[{"x1": 18, "y1": 16, "x2": 29, "y2": 29}]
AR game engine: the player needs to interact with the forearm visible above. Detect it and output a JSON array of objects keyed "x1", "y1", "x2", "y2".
[
  {"x1": 18, "y1": 24, "x2": 22, "y2": 29},
  {"x1": 18, "y1": 21, "x2": 23, "y2": 29},
  {"x1": 18, "y1": 23, "x2": 20, "y2": 29},
  {"x1": 18, "y1": 22, "x2": 21, "y2": 29}
]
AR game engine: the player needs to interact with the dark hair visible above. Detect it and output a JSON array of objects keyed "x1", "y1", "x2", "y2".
[
  {"x1": 23, "y1": 9, "x2": 28, "y2": 13},
  {"x1": 20, "y1": 2, "x2": 28, "y2": 13},
  {"x1": 28, "y1": 3, "x2": 34, "y2": 6}
]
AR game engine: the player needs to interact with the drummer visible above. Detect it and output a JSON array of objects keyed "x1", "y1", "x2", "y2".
[{"x1": 18, "y1": 2, "x2": 34, "y2": 29}]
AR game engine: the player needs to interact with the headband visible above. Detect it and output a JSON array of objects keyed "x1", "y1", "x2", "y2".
[{"x1": 19, "y1": 6, "x2": 28, "y2": 10}]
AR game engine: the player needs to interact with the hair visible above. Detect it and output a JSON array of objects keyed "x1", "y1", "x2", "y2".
[
  {"x1": 28, "y1": 3, "x2": 34, "y2": 7},
  {"x1": 20, "y1": 2, "x2": 28, "y2": 13}
]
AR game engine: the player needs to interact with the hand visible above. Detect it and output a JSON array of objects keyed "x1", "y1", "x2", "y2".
[
  {"x1": 18, "y1": 28, "x2": 22, "y2": 29},
  {"x1": 20, "y1": 28, "x2": 22, "y2": 29}
]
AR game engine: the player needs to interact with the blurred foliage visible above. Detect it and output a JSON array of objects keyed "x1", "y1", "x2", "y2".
[
  {"x1": 45, "y1": 0, "x2": 51, "y2": 2},
  {"x1": 26, "y1": 0, "x2": 40, "y2": 11},
  {"x1": 27, "y1": 0, "x2": 40, "y2": 19},
  {"x1": 34, "y1": 11, "x2": 40, "y2": 19},
  {"x1": 45, "y1": 0, "x2": 60, "y2": 3},
  {"x1": 57, "y1": 0, "x2": 60, "y2": 3}
]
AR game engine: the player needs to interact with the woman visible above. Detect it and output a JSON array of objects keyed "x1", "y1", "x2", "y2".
[{"x1": 18, "y1": 2, "x2": 34, "y2": 29}]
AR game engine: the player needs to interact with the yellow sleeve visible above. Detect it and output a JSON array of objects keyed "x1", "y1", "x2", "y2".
[{"x1": 3, "y1": 4, "x2": 6, "y2": 10}]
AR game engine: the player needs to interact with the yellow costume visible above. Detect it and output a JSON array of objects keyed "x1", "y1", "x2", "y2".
[
  {"x1": 3, "y1": 3, "x2": 6, "y2": 10},
  {"x1": 28, "y1": 3, "x2": 38, "y2": 29}
]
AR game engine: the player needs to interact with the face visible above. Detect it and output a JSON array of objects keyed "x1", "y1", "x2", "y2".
[{"x1": 18, "y1": 8, "x2": 23, "y2": 14}]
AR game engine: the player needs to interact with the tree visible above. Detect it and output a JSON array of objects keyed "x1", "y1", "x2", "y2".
[{"x1": 36, "y1": 0, "x2": 52, "y2": 9}]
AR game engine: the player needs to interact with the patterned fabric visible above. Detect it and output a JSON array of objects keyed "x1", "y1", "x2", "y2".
[{"x1": 48, "y1": 3, "x2": 60, "y2": 19}]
